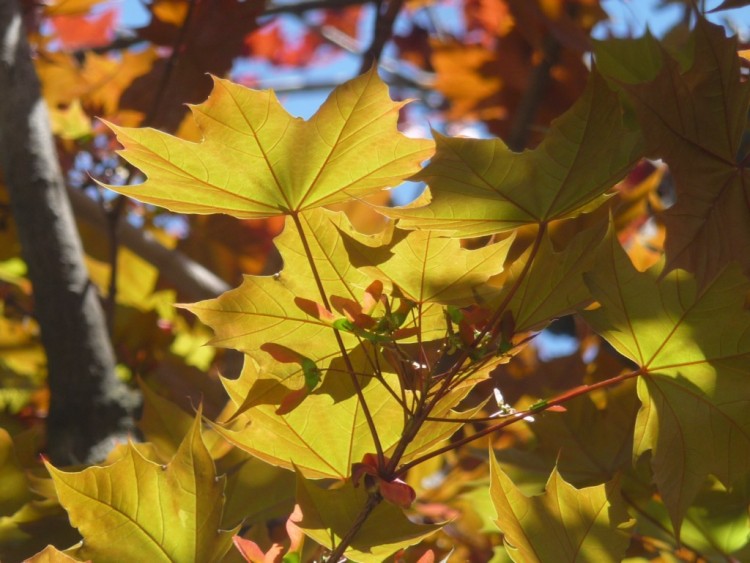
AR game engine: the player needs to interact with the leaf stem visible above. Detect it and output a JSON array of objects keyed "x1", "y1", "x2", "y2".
[
  {"x1": 393, "y1": 367, "x2": 643, "y2": 477},
  {"x1": 381, "y1": 225, "x2": 549, "y2": 477},
  {"x1": 327, "y1": 491, "x2": 383, "y2": 562},
  {"x1": 290, "y1": 212, "x2": 385, "y2": 466}
]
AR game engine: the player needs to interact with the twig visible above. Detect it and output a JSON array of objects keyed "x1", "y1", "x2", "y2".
[
  {"x1": 327, "y1": 491, "x2": 382, "y2": 561},
  {"x1": 507, "y1": 34, "x2": 560, "y2": 152},
  {"x1": 359, "y1": 0, "x2": 405, "y2": 73},
  {"x1": 265, "y1": 0, "x2": 374, "y2": 16},
  {"x1": 394, "y1": 367, "x2": 644, "y2": 477}
]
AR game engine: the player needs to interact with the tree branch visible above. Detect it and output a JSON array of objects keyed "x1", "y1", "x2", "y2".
[
  {"x1": 0, "y1": 0, "x2": 138, "y2": 465},
  {"x1": 67, "y1": 187, "x2": 231, "y2": 301}
]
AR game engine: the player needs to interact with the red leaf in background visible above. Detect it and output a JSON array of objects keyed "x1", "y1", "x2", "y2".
[{"x1": 50, "y1": 8, "x2": 117, "y2": 50}]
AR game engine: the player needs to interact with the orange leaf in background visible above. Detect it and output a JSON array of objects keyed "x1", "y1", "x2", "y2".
[
  {"x1": 43, "y1": 0, "x2": 104, "y2": 16},
  {"x1": 50, "y1": 8, "x2": 117, "y2": 50},
  {"x1": 150, "y1": 0, "x2": 189, "y2": 25}
]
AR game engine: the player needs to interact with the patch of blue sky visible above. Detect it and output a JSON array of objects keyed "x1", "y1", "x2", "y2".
[{"x1": 536, "y1": 328, "x2": 580, "y2": 361}]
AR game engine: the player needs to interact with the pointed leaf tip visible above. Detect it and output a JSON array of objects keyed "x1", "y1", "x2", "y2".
[{"x1": 100, "y1": 70, "x2": 434, "y2": 219}]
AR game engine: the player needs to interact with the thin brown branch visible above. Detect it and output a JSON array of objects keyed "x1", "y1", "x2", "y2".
[
  {"x1": 265, "y1": 0, "x2": 374, "y2": 16},
  {"x1": 507, "y1": 34, "x2": 561, "y2": 152},
  {"x1": 327, "y1": 491, "x2": 382, "y2": 561},
  {"x1": 359, "y1": 0, "x2": 405, "y2": 73},
  {"x1": 394, "y1": 368, "x2": 643, "y2": 477}
]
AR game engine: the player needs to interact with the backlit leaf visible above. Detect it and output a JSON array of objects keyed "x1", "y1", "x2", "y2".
[
  {"x1": 187, "y1": 209, "x2": 370, "y2": 410},
  {"x1": 490, "y1": 220, "x2": 607, "y2": 332},
  {"x1": 345, "y1": 228, "x2": 513, "y2": 306},
  {"x1": 47, "y1": 413, "x2": 237, "y2": 562},
  {"x1": 102, "y1": 69, "x2": 433, "y2": 218},
  {"x1": 490, "y1": 457, "x2": 632, "y2": 562},
  {"x1": 214, "y1": 352, "x2": 405, "y2": 479},
  {"x1": 386, "y1": 70, "x2": 642, "y2": 236},
  {"x1": 583, "y1": 235, "x2": 750, "y2": 532},
  {"x1": 293, "y1": 472, "x2": 440, "y2": 562},
  {"x1": 601, "y1": 20, "x2": 750, "y2": 282}
]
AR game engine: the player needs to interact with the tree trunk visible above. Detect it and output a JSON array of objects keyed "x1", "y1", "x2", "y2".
[{"x1": 0, "y1": 0, "x2": 139, "y2": 464}]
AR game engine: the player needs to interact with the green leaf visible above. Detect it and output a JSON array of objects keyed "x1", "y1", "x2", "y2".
[
  {"x1": 345, "y1": 228, "x2": 514, "y2": 306},
  {"x1": 600, "y1": 19, "x2": 750, "y2": 282},
  {"x1": 490, "y1": 456, "x2": 633, "y2": 562},
  {"x1": 218, "y1": 341, "x2": 474, "y2": 479},
  {"x1": 218, "y1": 452, "x2": 296, "y2": 529},
  {"x1": 137, "y1": 378, "x2": 194, "y2": 459},
  {"x1": 496, "y1": 382, "x2": 639, "y2": 487},
  {"x1": 187, "y1": 208, "x2": 369, "y2": 410},
  {"x1": 490, "y1": 220, "x2": 607, "y2": 332},
  {"x1": 47, "y1": 412, "x2": 237, "y2": 562},
  {"x1": 583, "y1": 234, "x2": 750, "y2": 533},
  {"x1": 215, "y1": 348, "x2": 405, "y2": 479},
  {"x1": 293, "y1": 472, "x2": 440, "y2": 562},
  {"x1": 102, "y1": 69, "x2": 433, "y2": 218},
  {"x1": 386, "y1": 70, "x2": 642, "y2": 236}
]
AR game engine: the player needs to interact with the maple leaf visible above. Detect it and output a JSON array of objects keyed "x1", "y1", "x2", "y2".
[
  {"x1": 119, "y1": 0, "x2": 263, "y2": 131},
  {"x1": 344, "y1": 227, "x2": 514, "y2": 306},
  {"x1": 496, "y1": 382, "x2": 639, "y2": 486},
  {"x1": 0, "y1": 429, "x2": 32, "y2": 516},
  {"x1": 582, "y1": 234, "x2": 750, "y2": 533},
  {"x1": 215, "y1": 356, "x2": 406, "y2": 480},
  {"x1": 42, "y1": 0, "x2": 104, "y2": 16},
  {"x1": 217, "y1": 341, "x2": 478, "y2": 479},
  {"x1": 490, "y1": 456, "x2": 633, "y2": 562},
  {"x1": 489, "y1": 219, "x2": 607, "y2": 332},
  {"x1": 104, "y1": 69, "x2": 433, "y2": 217},
  {"x1": 185, "y1": 209, "x2": 369, "y2": 410},
  {"x1": 597, "y1": 19, "x2": 750, "y2": 283},
  {"x1": 46, "y1": 412, "x2": 237, "y2": 562},
  {"x1": 80, "y1": 49, "x2": 158, "y2": 115},
  {"x1": 292, "y1": 471, "x2": 440, "y2": 562},
  {"x1": 386, "y1": 70, "x2": 642, "y2": 236}
]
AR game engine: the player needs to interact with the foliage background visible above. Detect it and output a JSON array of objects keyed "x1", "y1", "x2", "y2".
[{"x1": 2, "y1": 0, "x2": 750, "y2": 561}]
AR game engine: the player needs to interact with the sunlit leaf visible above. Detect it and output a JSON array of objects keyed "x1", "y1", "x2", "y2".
[
  {"x1": 214, "y1": 353, "x2": 405, "y2": 479},
  {"x1": 386, "y1": 70, "x2": 642, "y2": 236},
  {"x1": 345, "y1": 228, "x2": 513, "y2": 306},
  {"x1": 187, "y1": 209, "x2": 371, "y2": 411},
  {"x1": 102, "y1": 69, "x2": 433, "y2": 218},
  {"x1": 47, "y1": 413, "x2": 237, "y2": 562},
  {"x1": 490, "y1": 220, "x2": 607, "y2": 332},
  {"x1": 583, "y1": 234, "x2": 750, "y2": 532},
  {"x1": 490, "y1": 457, "x2": 632, "y2": 562},
  {"x1": 293, "y1": 472, "x2": 440, "y2": 562},
  {"x1": 24, "y1": 544, "x2": 88, "y2": 562}
]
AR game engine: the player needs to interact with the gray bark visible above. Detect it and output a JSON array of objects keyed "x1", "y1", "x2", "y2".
[{"x1": 0, "y1": 0, "x2": 138, "y2": 464}]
